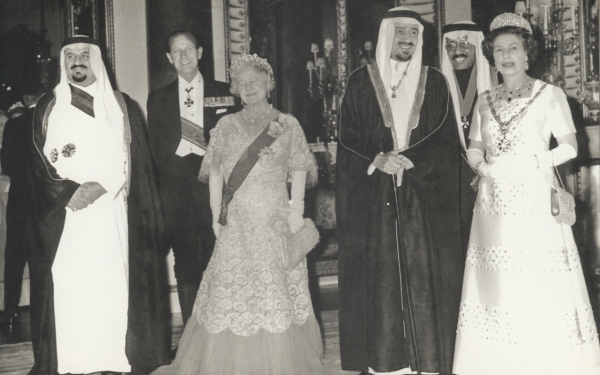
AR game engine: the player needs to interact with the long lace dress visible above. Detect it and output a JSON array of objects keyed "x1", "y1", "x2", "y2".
[
  {"x1": 453, "y1": 80, "x2": 600, "y2": 375},
  {"x1": 153, "y1": 112, "x2": 325, "y2": 375}
]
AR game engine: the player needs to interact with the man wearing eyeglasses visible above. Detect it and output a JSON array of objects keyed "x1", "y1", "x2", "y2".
[{"x1": 440, "y1": 21, "x2": 497, "y2": 252}]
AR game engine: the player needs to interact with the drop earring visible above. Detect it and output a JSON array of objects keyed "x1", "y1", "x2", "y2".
[
  {"x1": 524, "y1": 61, "x2": 529, "y2": 71},
  {"x1": 268, "y1": 90, "x2": 271, "y2": 99}
]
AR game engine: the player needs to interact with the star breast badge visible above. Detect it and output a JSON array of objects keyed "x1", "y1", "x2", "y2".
[
  {"x1": 50, "y1": 149, "x2": 58, "y2": 163},
  {"x1": 61, "y1": 143, "x2": 76, "y2": 158}
]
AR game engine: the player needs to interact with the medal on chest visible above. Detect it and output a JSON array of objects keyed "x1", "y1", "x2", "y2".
[
  {"x1": 461, "y1": 116, "x2": 470, "y2": 129},
  {"x1": 453, "y1": 66, "x2": 477, "y2": 130},
  {"x1": 184, "y1": 87, "x2": 194, "y2": 107}
]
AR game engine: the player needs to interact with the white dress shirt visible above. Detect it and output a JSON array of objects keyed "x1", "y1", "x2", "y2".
[{"x1": 176, "y1": 71, "x2": 205, "y2": 156}]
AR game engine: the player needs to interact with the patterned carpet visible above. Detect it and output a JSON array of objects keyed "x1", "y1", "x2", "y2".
[{"x1": 0, "y1": 310, "x2": 355, "y2": 375}]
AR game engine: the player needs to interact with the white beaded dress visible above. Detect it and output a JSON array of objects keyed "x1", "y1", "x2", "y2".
[
  {"x1": 152, "y1": 112, "x2": 325, "y2": 375},
  {"x1": 453, "y1": 80, "x2": 600, "y2": 375}
]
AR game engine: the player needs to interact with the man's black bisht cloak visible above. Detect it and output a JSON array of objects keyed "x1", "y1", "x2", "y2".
[
  {"x1": 28, "y1": 90, "x2": 170, "y2": 375},
  {"x1": 336, "y1": 64, "x2": 463, "y2": 375}
]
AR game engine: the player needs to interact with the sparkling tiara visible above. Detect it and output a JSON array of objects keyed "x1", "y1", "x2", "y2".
[
  {"x1": 229, "y1": 54, "x2": 273, "y2": 77},
  {"x1": 490, "y1": 13, "x2": 532, "y2": 33}
]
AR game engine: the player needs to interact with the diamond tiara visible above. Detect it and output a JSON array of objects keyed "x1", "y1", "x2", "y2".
[
  {"x1": 490, "y1": 13, "x2": 532, "y2": 33},
  {"x1": 229, "y1": 54, "x2": 273, "y2": 77}
]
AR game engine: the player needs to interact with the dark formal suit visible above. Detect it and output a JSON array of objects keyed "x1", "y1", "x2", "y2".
[
  {"x1": 1, "y1": 107, "x2": 35, "y2": 319},
  {"x1": 147, "y1": 76, "x2": 240, "y2": 324}
]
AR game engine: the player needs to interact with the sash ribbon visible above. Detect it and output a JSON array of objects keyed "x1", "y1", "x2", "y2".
[{"x1": 218, "y1": 124, "x2": 277, "y2": 225}]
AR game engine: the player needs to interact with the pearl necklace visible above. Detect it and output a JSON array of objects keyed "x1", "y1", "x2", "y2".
[{"x1": 242, "y1": 104, "x2": 273, "y2": 125}]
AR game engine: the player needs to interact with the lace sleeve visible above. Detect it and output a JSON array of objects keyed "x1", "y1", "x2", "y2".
[
  {"x1": 198, "y1": 115, "x2": 229, "y2": 183},
  {"x1": 283, "y1": 115, "x2": 318, "y2": 188}
]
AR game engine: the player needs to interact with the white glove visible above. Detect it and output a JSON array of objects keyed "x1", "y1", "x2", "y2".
[
  {"x1": 209, "y1": 170, "x2": 223, "y2": 238},
  {"x1": 289, "y1": 171, "x2": 307, "y2": 233},
  {"x1": 536, "y1": 143, "x2": 577, "y2": 169},
  {"x1": 466, "y1": 148, "x2": 485, "y2": 173}
]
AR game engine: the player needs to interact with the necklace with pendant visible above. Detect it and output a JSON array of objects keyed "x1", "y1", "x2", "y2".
[
  {"x1": 390, "y1": 60, "x2": 411, "y2": 99},
  {"x1": 486, "y1": 82, "x2": 546, "y2": 153},
  {"x1": 453, "y1": 65, "x2": 478, "y2": 129}
]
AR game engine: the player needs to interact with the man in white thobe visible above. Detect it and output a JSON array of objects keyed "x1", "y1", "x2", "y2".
[{"x1": 30, "y1": 35, "x2": 130, "y2": 374}]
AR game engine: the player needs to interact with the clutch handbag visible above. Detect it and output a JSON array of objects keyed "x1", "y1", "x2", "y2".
[
  {"x1": 268, "y1": 214, "x2": 320, "y2": 270},
  {"x1": 551, "y1": 166, "x2": 576, "y2": 226}
]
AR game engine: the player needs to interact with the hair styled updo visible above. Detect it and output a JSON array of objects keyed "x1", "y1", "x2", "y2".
[{"x1": 481, "y1": 26, "x2": 538, "y2": 66}]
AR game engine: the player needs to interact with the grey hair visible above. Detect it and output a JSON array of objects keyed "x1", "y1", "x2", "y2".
[{"x1": 229, "y1": 62, "x2": 275, "y2": 96}]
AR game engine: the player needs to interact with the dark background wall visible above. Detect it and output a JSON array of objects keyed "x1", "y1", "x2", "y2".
[
  {"x1": 144, "y1": 0, "x2": 525, "y2": 141},
  {"x1": 0, "y1": 1, "x2": 65, "y2": 111},
  {"x1": 147, "y1": 0, "x2": 215, "y2": 92}
]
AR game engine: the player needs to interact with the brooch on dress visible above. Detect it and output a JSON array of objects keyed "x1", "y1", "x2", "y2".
[
  {"x1": 258, "y1": 146, "x2": 274, "y2": 160},
  {"x1": 50, "y1": 149, "x2": 58, "y2": 163},
  {"x1": 62, "y1": 143, "x2": 76, "y2": 158},
  {"x1": 267, "y1": 121, "x2": 284, "y2": 138}
]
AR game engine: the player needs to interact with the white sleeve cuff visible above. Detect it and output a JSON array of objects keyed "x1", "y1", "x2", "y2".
[{"x1": 367, "y1": 164, "x2": 376, "y2": 175}]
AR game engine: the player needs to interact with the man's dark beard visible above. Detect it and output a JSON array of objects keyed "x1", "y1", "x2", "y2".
[
  {"x1": 394, "y1": 52, "x2": 413, "y2": 62},
  {"x1": 70, "y1": 64, "x2": 87, "y2": 82},
  {"x1": 393, "y1": 43, "x2": 414, "y2": 62},
  {"x1": 71, "y1": 73, "x2": 87, "y2": 83}
]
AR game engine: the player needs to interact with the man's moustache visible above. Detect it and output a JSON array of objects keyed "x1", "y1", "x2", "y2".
[
  {"x1": 70, "y1": 64, "x2": 87, "y2": 70},
  {"x1": 397, "y1": 43, "x2": 414, "y2": 47}
]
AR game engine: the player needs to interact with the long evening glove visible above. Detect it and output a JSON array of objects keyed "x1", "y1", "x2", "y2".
[
  {"x1": 289, "y1": 170, "x2": 307, "y2": 233},
  {"x1": 209, "y1": 169, "x2": 224, "y2": 238},
  {"x1": 466, "y1": 148, "x2": 486, "y2": 172},
  {"x1": 536, "y1": 143, "x2": 577, "y2": 168}
]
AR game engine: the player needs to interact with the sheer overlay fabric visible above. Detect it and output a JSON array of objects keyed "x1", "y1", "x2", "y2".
[{"x1": 153, "y1": 113, "x2": 325, "y2": 375}]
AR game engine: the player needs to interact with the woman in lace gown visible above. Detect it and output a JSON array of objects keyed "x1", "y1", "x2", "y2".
[
  {"x1": 452, "y1": 14, "x2": 600, "y2": 375},
  {"x1": 152, "y1": 55, "x2": 325, "y2": 375}
]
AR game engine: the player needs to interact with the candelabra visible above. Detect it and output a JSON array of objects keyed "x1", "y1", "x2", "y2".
[
  {"x1": 517, "y1": 0, "x2": 580, "y2": 90},
  {"x1": 580, "y1": 1, "x2": 599, "y2": 123},
  {"x1": 306, "y1": 38, "x2": 347, "y2": 142},
  {"x1": 516, "y1": 0, "x2": 600, "y2": 122}
]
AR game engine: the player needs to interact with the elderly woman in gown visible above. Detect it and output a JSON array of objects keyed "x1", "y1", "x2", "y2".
[{"x1": 152, "y1": 54, "x2": 325, "y2": 375}]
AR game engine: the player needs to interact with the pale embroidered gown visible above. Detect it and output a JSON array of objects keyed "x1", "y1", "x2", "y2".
[
  {"x1": 453, "y1": 80, "x2": 600, "y2": 375},
  {"x1": 153, "y1": 113, "x2": 325, "y2": 375}
]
